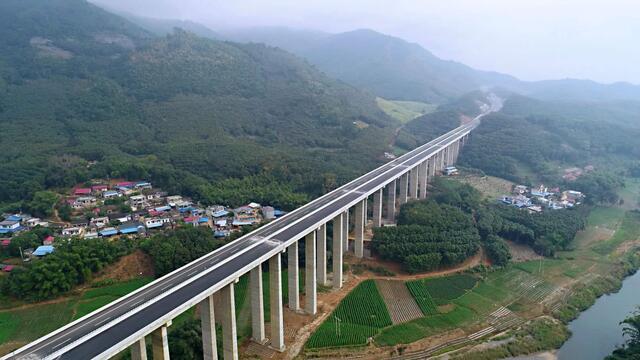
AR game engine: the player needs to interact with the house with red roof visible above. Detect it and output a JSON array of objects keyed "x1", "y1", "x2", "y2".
[
  {"x1": 74, "y1": 188, "x2": 92, "y2": 196},
  {"x1": 91, "y1": 185, "x2": 108, "y2": 193},
  {"x1": 43, "y1": 235, "x2": 54, "y2": 245}
]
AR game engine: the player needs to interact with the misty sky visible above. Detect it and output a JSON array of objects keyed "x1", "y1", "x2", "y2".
[{"x1": 93, "y1": 0, "x2": 640, "y2": 84}]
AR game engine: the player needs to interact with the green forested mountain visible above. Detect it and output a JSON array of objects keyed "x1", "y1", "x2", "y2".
[
  {"x1": 459, "y1": 95, "x2": 639, "y2": 203},
  {"x1": 0, "y1": 0, "x2": 398, "y2": 209}
]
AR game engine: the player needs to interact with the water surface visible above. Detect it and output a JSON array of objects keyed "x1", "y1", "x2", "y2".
[{"x1": 557, "y1": 270, "x2": 640, "y2": 360}]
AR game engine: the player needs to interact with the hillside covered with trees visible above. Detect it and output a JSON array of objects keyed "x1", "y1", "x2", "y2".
[
  {"x1": 458, "y1": 95, "x2": 637, "y2": 204},
  {"x1": 372, "y1": 179, "x2": 588, "y2": 272},
  {"x1": 0, "y1": 0, "x2": 399, "y2": 212}
]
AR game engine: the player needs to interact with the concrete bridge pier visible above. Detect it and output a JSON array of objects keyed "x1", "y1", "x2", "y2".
[
  {"x1": 332, "y1": 213, "x2": 343, "y2": 289},
  {"x1": 287, "y1": 242, "x2": 300, "y2": 311},
  {"x1": 269, "y1": 253, "x2": 285, "y2": 351},
  {"x1": 151, "y1": 325, "x2": 170, "y2": 360},
  {"x1": 305, "y1": 231, "x2": 317, "y2": 315},
  {"x1": 386, "y1": 180, "x2": 396, "y2": 221},
  {"x1": 354, "y1": 199, "x2": 365, "y2": 258},
  {"x1": 218, "y1": 284, "x2": 237, "y2": 360},
  {"x1": 399, "y1": 173, "x2": 408, "y2": 204},
  {"x1": 419, "y1": 161, "x2": 428, "y2": 199},
  {"x1": 200, "y1": 294, "x2": 218, "y2": 360},
  {"x1": 342, "y1": 209, "x2": 349, "y2": 252},
  {"x1": 130, "y1": 338, "x2": 147, "y2": 360},
  {"x1": 316, "y1": 224, "x2": 327, "y2": 286},
  {"x1": 429, "y1": 156, "x2": 436, "y2": 177},
  {"x1": 250, "y1": 265, "x2": 266, "y2": 344},
  {"x1": 409, "y1": 167, "x2": 419, "y2": 199},
  {"x1": 372, "y1": 188, "x2": 383, "y2": 227}
]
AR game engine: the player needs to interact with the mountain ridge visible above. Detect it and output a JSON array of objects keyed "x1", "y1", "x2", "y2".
[{"x1": 0, "y1": 0, "x2": 398, "y2": 209}]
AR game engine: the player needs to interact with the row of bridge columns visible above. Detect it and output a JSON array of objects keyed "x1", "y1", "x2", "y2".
[{"x1": 129, "y1": 137, "x2": 467, "y2": 360}]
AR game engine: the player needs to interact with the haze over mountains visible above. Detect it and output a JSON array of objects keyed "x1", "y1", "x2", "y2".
[{"x1": 217, "y1": 26, "x2": 640, "y2": 104}]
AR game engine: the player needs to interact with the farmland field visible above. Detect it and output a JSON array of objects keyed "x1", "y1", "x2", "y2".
[
  {"x1": 375, "y1": 305, "x2": 477, "y2": 346},
  {"x1": 406, "y1": 281, "x2": 438, "y2": 315},
  {"x1": 306, "y1": 280, "x2": 391, "y2": 349},
  {"x1": 408, "y1": 274, "x2": 478, "y2": 305},
  {"x1": 453, "y1": 291, "x2": 497, "y2": 315}
]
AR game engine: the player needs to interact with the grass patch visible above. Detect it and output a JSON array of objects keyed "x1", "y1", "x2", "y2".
[
  {"x1": 74, "y1": 296, "x2": 118, "y2": 319},
  {"x1": 587, "y1": 207, "x2": 625, "y2": 228},
  {"x1": 0, "y1": 301, "x2": 75, "y2": 345},
  {"x1": 472, "y1": 282, "x2": 510, "y2": 303},
  {"x1": 453, "y1": 291, "x2": 498, "y2": 315},
  {"x1": 82, "y1": 277, "x2": 152, "y2": 300},
  {"x1": 592, "y1": 211, "x2": 640, "y2": 255},
  {"x1": 376, "y1": 97, "x2": 435, "y2": 123}
]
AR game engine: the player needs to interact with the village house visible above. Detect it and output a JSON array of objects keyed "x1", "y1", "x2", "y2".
[
  {"x1": 33, "y1": 245, "x2": 54, "y2": 257},
  {"x1": 108, "y1": 213, "x2": 131, "y2": 224},
  {"x1": 233, "y1": 205, "x2": 260, "y2": 226},
  {"x1": 25, "y1": 217, "x2": 49, "y2": 228},
  {"x1": 135, "y1": 181, "x2": 152, "y2": 190},
  {"x1": 90, "y1": 216, "x2": 110, "y2": 228},
  {"x1": 0, "y1": 220, "x2": 22, "y2": 234},
  {"x1": 84, "y1": 230, "x2": 99, "y2": 239},
  {"x1": 102, "y1": 190, "x2": 120, "y2": 199},
  {"x1": 129, "y1": 195, "x2": 146, "y2": 210},
  {"x1": 562, "y1": 190, "x2": 585, "y2": 205},
  {"x1": 62, "y1": 226, "x2": 84, "y2": 237},
  {"x1": 145, "y1": 217, "x2": 171, "y2": 229},
  {"x1": 43, "y1": 235, "x2": 55, "y2": 246},
  {"x1": 166, "y1": 195, "x2": 183, "y2": 207},
  {"x1": 262, "y1": 206, "x2": 276, "y2": 220},
  {"x1": 118, "y1": 222, "x2": 145, "y2": 235},
  {"x1": 74, "y1": 196, "x2": 97, "y2": 208},
  {"x1": 91, "y1": 185, "x2": 108, "y2": 194},
  {"x1": 443, "y1": 166, "x2": 459, "y2": 176},
  {"x1": 73, "y1": 188, "x2": 92, "y2": 196},
  {"x1": 99, "y1": 227, "x2": 118, "y2": 237}
]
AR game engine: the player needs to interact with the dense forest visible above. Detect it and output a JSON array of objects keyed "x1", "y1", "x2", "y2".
[
  {"x1": 0, "y1": 0, "x2": 400, "y2": 213},
  {"x1": 2, "y1": 237, "x2": 131, "y2": 300},
  {"x1": 459, "y1": 95, "x2": 636, "y2": 201},
  {"x1": 372, "y1": 178, "x2": 587, "y2": 272}
]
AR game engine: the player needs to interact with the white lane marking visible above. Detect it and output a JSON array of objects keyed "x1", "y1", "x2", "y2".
[
  {"x1": 51, "y1": 339, "x2": 71, "y2": 350},
  {"x1": 129, "y1": 300, "x2": 143, "y2": 309},
  {"x1": 94, "y1": 317, "x2": 111, "y2": 327}
]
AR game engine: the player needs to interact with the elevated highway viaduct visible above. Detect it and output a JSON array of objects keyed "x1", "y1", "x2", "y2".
[{"x1": 3, "y1": 99, "x2": 500, "y2": 360}]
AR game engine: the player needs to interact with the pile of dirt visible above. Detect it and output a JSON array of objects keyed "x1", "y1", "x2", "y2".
[{"x1": 94, "y1": 250, "x2": 155, "y2": 282}]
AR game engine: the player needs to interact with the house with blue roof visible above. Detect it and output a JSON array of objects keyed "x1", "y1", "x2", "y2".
[
  {"x1": 99, "y1": 227, "x2": 118, "y2": 237},
  {"x1": 118, "y1": 222, "x2": 144, "y2": 235},
  {"x1": 0, "y1": 220, "x2": 22, "y2": 234},
  {"x1": 33, "y1": 245, "x2": 54, "y2": 257}
]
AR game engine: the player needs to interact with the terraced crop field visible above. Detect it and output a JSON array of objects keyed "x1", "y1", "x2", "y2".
[
  {"x1": 407, "y1": 274, "x2": 478, "y2": 305},
  {"x1": 306, "y1": 280, "x2": 392, "y2": 349},
  {"x1": 377, "y1": 280, "x2": 424, "y2": 323},
  {"x1": 406, "y1": 281, "x2": 438, "y2": 315}
]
